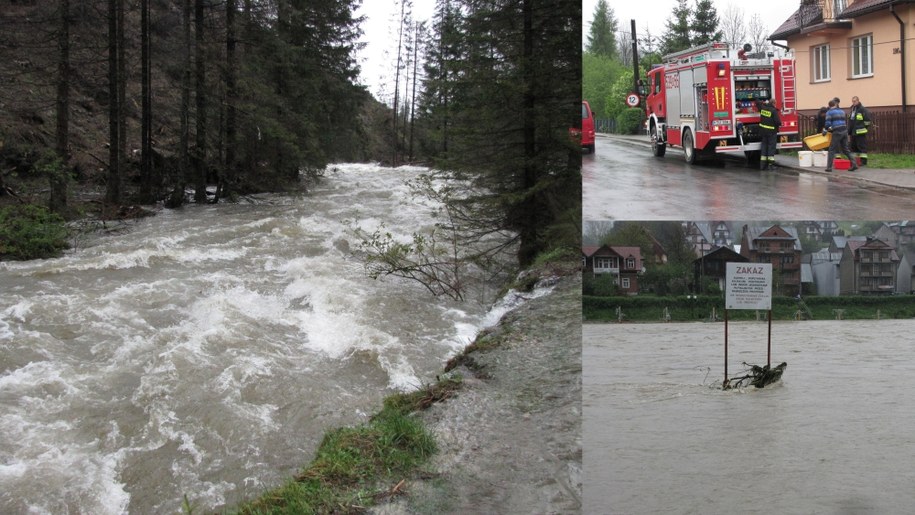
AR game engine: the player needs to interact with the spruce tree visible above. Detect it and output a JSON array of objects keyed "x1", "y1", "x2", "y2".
[
  {"x1": 660, "y1": 0, "x2": 691, "y2": 55},
  {"x1": 586, "y1": 0, "x2": 618, "y2": 60},
  {"x1": 443, "y1": 0, "x2": 582, "y2": 267},
  {"x1": 419, "y1": 0, "x2": 463, "y2": 157},
  {"x1": 691, "y1": 0, "x2": 723, "y2": 46}
]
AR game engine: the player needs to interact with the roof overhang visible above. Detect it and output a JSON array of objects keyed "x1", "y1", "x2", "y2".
[
  {"x1": 800, "y1": 20, "x2": 854, "y2": 35},
  {"x1": 840, "y1": 0, "x2": 915, "y2": 19}
]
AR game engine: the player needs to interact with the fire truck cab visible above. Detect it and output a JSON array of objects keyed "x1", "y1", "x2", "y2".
[{"x1": 644, "y1": 42, "x2": 802, "y2": 164}]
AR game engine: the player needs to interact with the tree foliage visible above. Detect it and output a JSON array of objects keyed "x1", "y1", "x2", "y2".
[
  {"x1": 660, "y1": 0, "x2": 691, "y2": 55},
  {"x1": 691, "y1": 0, "x2": 722, "y2": 46},
  {"x1": 586, "y1": 0, "x2": 618, "y2": 60},
  {"x1": 422, "y1": 0, "x2": 581, "y2": 268},
  {"x1": 606, "y1": 69, "x2": 634, "y2": 122},
  {"x1": 582, "y1": 53, "x2": 623, "y2": 119},
  {"x1": 0, "y1": 205, "x2": 69, "y2": 260},
  {"x1": 0, "y1": 0, "x2": 368, "y2": 209}
]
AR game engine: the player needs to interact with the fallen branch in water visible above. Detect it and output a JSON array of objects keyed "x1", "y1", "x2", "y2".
[{"x1": 723, "y1": 361, "x2": 787, "y2": 389}]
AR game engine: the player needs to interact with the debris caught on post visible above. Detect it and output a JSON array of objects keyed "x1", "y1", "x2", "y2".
[{"x1": 722, "y1": 362, "x2": 787, "y2": 389}]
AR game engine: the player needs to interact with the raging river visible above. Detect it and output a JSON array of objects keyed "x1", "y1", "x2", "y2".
[{"x1": 0, "y1": 164, "x2": 511, "y2": 513}]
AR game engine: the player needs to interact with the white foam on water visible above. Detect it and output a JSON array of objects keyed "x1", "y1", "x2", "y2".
[
  {"x1": 450, "y1": 321, "x2": 481, "y2": 350},
  {"x1": 212, "y1": 357, "x2": 279, "y2": 430},
  {"x1": 482, "y1": 281, "x2": 557, "y2": 328},
  {"x1": 0, "y1": 162, "x2": 498, "y2": 513},
  {"x1": 377, "y1": 353, "x2": 421, "y2": 391},
  {"x1": 3, "y1": 299, "x2": 34, "y2": 322},
  {"x1": 0, "y1": 413, "x2": 129, "y2": 515},
  {"x1": 0, "y1": 361, "x2": 79, "y2": 398}
]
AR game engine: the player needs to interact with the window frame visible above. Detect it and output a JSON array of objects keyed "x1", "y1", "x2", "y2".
[
  {"x1": 812, "y1": 44, "x2": 831, "y2": 83},
  {"x1": 850, "y1": 34, "x2": 874, "y2": 78}
]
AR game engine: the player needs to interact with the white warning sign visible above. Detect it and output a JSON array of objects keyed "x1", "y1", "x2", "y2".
[{"x1": 726, "y1": 262, "x2": 773, "y2": 310}]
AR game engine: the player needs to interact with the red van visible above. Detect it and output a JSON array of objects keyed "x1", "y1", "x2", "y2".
[{"x1": 580, "y1": 101, "x2": 595, "y2": 153}]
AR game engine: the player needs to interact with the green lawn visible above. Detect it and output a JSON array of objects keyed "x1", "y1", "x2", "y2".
[{"x1": 784, "y1": 150, "x2": 915, "y2": 169}]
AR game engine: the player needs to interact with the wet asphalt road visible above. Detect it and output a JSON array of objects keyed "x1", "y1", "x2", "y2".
[{"x1": 584, "y1": 139, "x2": 915, "y2": 220}]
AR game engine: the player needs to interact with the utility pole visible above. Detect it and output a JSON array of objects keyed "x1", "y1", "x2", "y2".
[{"x1": 631, "y1": 20, "x2": 639, "y2": 95}]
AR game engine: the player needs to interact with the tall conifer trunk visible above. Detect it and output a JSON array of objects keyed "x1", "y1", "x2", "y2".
[
  {"x1": 139, "y1": 0, "x2": 153, "y2": 204},
  {"x1": 51, "y1": 0, "x2": 70, "y2": 214},
  {"x1": 105, "y1": 0, "x2": 121, "y2": 206},
  {"x1": 518, "y1": 0, "x2": 539, "y2": 267},
  {"x1": 168, "y1": 0, "x2": 192, "y2": 208},
  {"x1": 224, "y1": 0, "x2": 237, "y2": 199},
  {"x1": 194, "y1": 0, "x2": 208, "y2": 203}
]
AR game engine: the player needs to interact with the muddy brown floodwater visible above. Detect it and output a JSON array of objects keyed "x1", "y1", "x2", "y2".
[{"x1": 372, "y1": 272, "x2": 583, "y2": 514}]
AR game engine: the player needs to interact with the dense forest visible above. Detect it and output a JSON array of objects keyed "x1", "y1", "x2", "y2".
[{"x1": 0, "y1": 0, "x2": 581, "y2": 268}]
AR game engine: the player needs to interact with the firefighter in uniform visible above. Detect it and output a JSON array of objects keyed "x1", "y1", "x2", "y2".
[
  {"x1": 757, "y1": 99, "x2": 780, "y2": 170},
  {"x1": 848, "y1": 96, "x2": 871, "y2": 165}
]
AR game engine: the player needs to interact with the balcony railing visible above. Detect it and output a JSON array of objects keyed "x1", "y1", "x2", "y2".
[{"x1": 594, "y1": 267, "x2": 620, "y2": 275}]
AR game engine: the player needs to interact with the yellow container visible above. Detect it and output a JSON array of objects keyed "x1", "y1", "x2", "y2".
[{"x1": 804, "y1": 132, "x2": 832, "y2": 151}]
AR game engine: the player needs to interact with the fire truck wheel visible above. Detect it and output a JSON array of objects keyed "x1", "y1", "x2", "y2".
[
  {"x1": 682, "y1": 128, "x2": 696, "y2": 164},
  {"x1": 651, "y1": 124, "x2": 666, "y2": 157}
]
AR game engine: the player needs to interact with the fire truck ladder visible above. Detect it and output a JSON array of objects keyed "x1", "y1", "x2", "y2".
[{"x1": 780, "y1": 64, "x2": 796, "y2": 112}]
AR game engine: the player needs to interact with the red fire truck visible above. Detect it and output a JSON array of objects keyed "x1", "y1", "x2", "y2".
[{"x1": 644, "y1": 42, "x2": 802, "y2": 164}]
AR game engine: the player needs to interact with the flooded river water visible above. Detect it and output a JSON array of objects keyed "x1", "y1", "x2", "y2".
[
  {"x1": 584, "y1": 319, "x2": 915, "y2": 514},
  {"x1": 0, "y1": 164, "x2": 505, "y2": 513}
]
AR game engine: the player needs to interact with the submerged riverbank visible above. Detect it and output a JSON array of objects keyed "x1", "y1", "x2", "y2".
[
  {"x1": 384, "y1": 267, "x2": 582, "y2": 514},
  {"x1": 233, "y1": 263, "x2": 583, "y2": 514}
]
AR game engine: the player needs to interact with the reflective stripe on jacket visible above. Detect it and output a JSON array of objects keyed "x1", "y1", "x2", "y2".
[
  {"x1": 850, "y1": 107, "x2": 870, "y2": 135},
  {"x1": 759, "y1": 105, "x2": 779, "y2": 131}
]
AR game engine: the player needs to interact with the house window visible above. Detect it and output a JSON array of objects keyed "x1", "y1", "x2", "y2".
[
  {"x1": 851, "y1": 35, "x2": 873, "y2": 77},
  {"x1": 621, "y1": 277, "x2": 631, "y2": 289},
  {"x1": 812, "y1": 44, "x2": 830, "y2": 82},
  {"x1": 596, "y1": 257, "x2": 616, "y2": 269},
  {"x1": 626, "y1": 257, "x2": 636, "y2": 269}
]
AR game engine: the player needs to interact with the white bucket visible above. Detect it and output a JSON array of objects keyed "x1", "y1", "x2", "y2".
[
  {"x1": 798, "y1": 151, "x2": 813, "y2": 167},
  {"x1": 812, "y1": 151, "x2": 828, "y2": 167}
]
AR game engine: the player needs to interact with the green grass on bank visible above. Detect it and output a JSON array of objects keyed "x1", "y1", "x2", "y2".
[
  {"x1": 585, "y1": 294, "x2": 915, "y2": 322},
  {"x1": 782, "y1": 150, "x2": 915, "y2": 169},
  {"x1": 192, "y1": 254, "x2": 573, "y2": 514},
  {"x1": 226, "y1": 383, "x2": 451, "y2": 514},
  {"x1": 217, "y1": 377, "x2": 463, "y2": 515},
  {"x1": 0, "y1": 204, "x2": 69, "y2": 260}
]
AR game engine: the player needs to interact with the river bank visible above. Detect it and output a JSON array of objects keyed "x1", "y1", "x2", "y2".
[
  {"x1": 374, "y1": 268, "x2": 582, "y2": 514},
  {"x1": 234, "y1": 264, "x2": 583, "y2": 514}
]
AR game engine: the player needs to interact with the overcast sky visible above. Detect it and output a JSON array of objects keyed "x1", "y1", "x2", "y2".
[
  {"x1": 583, "y1": 0, "x2": 800, "y2": 48},
  {"x1": 355, "y1": 1, "x2": 436, "y2": 101}
]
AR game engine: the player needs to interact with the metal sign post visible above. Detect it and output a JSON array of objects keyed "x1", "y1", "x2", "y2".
[{"x1": 724, "y1": 263, "x2": 774, "y2": 384}]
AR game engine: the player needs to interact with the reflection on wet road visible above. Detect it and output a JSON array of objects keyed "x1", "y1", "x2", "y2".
[{"x1": 584, "y1": 139, "x2": 914, "y2": 220}]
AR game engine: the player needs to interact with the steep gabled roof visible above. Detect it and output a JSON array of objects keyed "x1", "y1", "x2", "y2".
[
  {"x1": 610, "y1": 246, "x2": 642, "y2": 261},
  {"x1": 582, "y1": 244, "x2": 642, "y2": 262},
  {"x1": 692, "y1": 246, "x2": 747, "y2": 264},
  {"x1": 743, "y1": 224, "x2": 802, "y2": 251},
  {"x1": 840, "y1": 0, "x2": 915, "y2": 18},
  {"x1": 770, "y1": 3, "x2": 824, "y2": 39}
]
